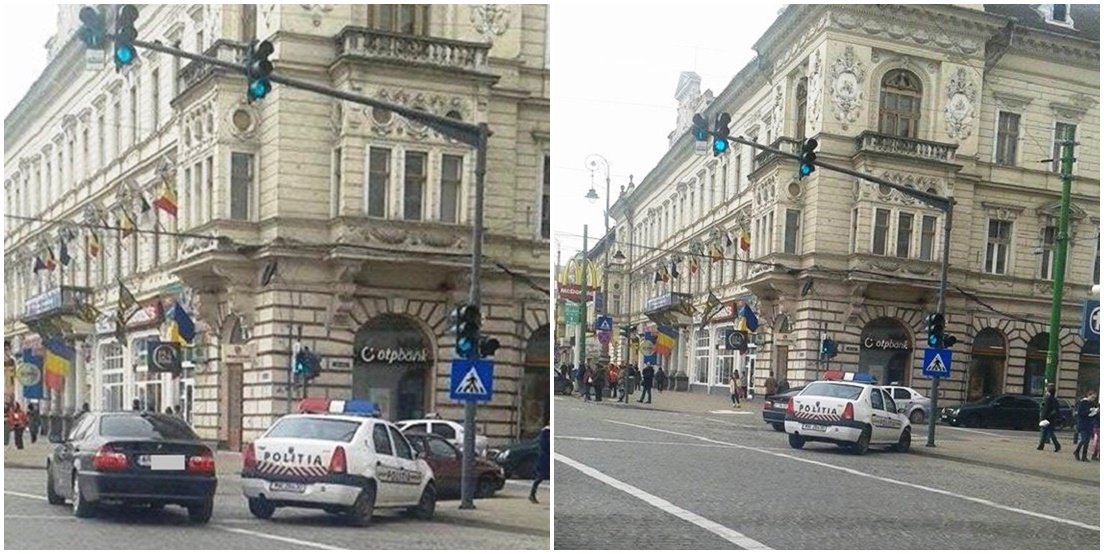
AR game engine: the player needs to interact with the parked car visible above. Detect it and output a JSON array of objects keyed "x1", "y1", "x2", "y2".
[
  {"x1": 883, "y1": 386, "x2": 931, "y2": 424},
  {"x1": 397, "y1": 418, "x2": 489, "y2": 458},
  {"x1": 940, "y1": 394, "x2": 1070, "y2": 430},
  {"x1": 494, "y1": 438, "x2": 539, "y2": 479},
  {"x1": 554, "y1": 368, "x2": 574, "y2": 395},
  {"x1": 403, "y1": 430, "x2": 505, "y2": 499},
  {"x1": 46, "y1": 411, "x2": 218, "y2": 523},
  {"x1": 762, "y1": 389, "x2": 802, "y2": 432}
]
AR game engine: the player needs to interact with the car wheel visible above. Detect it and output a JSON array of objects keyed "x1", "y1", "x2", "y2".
[
  {"x1": 894, "y1": 428, "x2": 911, "y2": 453},
  {"x1": 410, "y1": 482, "x2": 437, "y2": 521},
  {"x1": 345, "y1": 485, "x2": 376, "y2": 527},
  {"x1": 71, "y1": 473, "x2": 95, "y2": 518},
  {"x1": 46, "y1": 464, "x2": 65, "y2": 506},
  {"x1": 851, "y1": 427, "x2": 871, "y2": 455},
  {"x1": 788, "y1": 433, "x2": 805, "y2": 450},
  {"x1": 963, "y1": 414, "x2": 981, "y2": 428},
  {"x1": 909, "y1": 410, "x2": 925, "y2": 424},
  {"x1": 248, "y1": 497, "x2": 276, "y2": 520},
  {"x1": 187, "y1": 497, "x2": 214, "y2": 524},
  {"x1": 476, "y1": 475, "x2": 497, "y2": 498},
  {"x1": 771, "y1": 423, "x2": 785, "y2": 432}
]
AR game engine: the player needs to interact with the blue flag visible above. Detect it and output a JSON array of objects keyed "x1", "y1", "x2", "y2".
[
  {"x1": 171, "y1": 303, "x2": 196, "y2": 343},
  {"x1": 21, "y1": 348, "x2": 44, "y2": 400}
]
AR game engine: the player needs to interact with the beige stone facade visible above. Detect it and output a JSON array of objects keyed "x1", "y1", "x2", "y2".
[
  {"x1": 5, "y1": 5, "x2": 550, "y2": 446},
  {"x1": 607, "y1": 4, "x2": 1098, "y2": 404}
]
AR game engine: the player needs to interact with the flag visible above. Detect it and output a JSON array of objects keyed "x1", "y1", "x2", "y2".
[
  {"x1": 655, "y1": 325, "x2": 677, "y2": 356},
  {"x1": 120, "y1": 210, "x2": 137, "y2": 239},
  {"x1": 705, "y1": 292, "x2": 721, "y2": 318},
  {"x1": 739, "y1": 228, "x2": 751, "y2": 253},
  {"x1": 689, "y1": 257, "x2": 700, "y2": 275},
  {"x1": 725, "y1": 232, "x2": 734, "y2": 250},
  {"x1": 43, "y1": 338, "x2": 75, "y2": 391},
  {"x1": 115, "y1": 281, "x2": 139, "y2": 342},
  {"x1": 658, "y1": 264, "x2": 670, "y2": 283},
  {"x1": 737, "y1": 302, "x2": 760, "y2": 332},
  {"x1": 33, "y1": 256, "x2": 46, "y2": 274},
  {"x1": 670, "y1": 260, "x2": 680, "y2": 279},
  {"x1": 79, "y1": 302, "x2": 102, "y2": 324},
  {"x1": 709, "y1": 243, "x2": 724, "y2": 263},
  {"x1": 654, "y1": 270, "x2": 662, "y2": 284},
  {"x1": 87, "y1": 232, "x2": 102, "y2": 258},
  {"x1": 168, "y1": 302, "x2": 196, "y2": 344},
  {"x1": 59, "y1": 239, "x2": 71, "y2": 266},
  {"x1": 44, "y1": 247, "x2": 57, "y2": 271},
  {"x1": 140, "y1": 194, "x2": 152, "y2": 215},
  {"x1": 154, "y1": 180, "x2": 178, "y2": 217}
]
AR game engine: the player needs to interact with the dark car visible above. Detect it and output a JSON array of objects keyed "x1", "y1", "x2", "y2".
[
  {"x1": 494, "y1": 437, "x2": 539, "y2": 479},
  {"x1": 762, "y1": 388, "x2": 802, "y2": 432},
  {"x1": 46, "y1": 412, "x2": 217, "y2": 523},
  {"x1": 940, "y1": 394, "x2": 1065, "y2": 430},
  {"x1": 554, "y1": 368, "x2": 574, "y2": 395},
  {"x1": 404, "y1": 430, "x2": 505, "y2": 499}
]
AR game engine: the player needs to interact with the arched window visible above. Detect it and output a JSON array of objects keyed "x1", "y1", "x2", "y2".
[
  {"x1": 879, "y1": 70, "x2": 922, "y2": 138},
  {"x1": 794, "y1": 78, "x2": 808, "y2": 141}
]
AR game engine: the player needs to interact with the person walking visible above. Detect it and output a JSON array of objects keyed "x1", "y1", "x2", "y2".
[
  {"x1": 1091, "y1": 396, "x2": 1100, "y2": 461},
  {"x1": 1037, "y1": 383, "x2": 1062, "y2": 452},
  {"x1": 638, "y1": 365, "x2": 654, "y2": 404},
  {"x1": 79, "y1": 402, "x2": 90, "y2": 416},
  {"x1": 4, "y1": 400, "x2": 13, "y2": 446},
  {"x1": 764, "y1": 371, "x2": 778, "y2": 397},
  {"x1": 1073, "y1": 390, "x2": 1097, "y2": 462},
  {"x1": 607, "y1": 364, "x2": 620, "y2": 399},
  {"x1": 27, "y1": 403, "x2": 41, "y2": 444},
  {"x1": 656, "y1": 367, "x2": 668, "y2": 393},
  {"x1": 530, "y1": 424, "x2": 550, "y2": 503},
  {"x1": 592, "y1": 364, "x2": 605, "y2": 402},
  {"x1": 581, "y1": 365, "x2": 593, "y2": 402},
  {"x1": 730, "y1": 370, "x2": 742, "y2": 408},
  {"x1": 10, "y1": 402, "x2": 28, "y2": 450}
]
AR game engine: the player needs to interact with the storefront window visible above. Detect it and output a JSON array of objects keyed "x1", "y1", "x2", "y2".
[
  {"x1": 858, "y1": 317, "x2": 912, "y2": 385},
  {"x1": 1023, "y1": 333, "x2": 1049, "y2": 396},
  {"x1": 100, "y1": 343, "x2": 124, "y2": 412},
  {"x1": 694, "y1": 327, "x2": 709, "y2": 384},
  {"x1": 714, "y1": 326, "x2": 735, "y2": 385},
  {"x1": 353, "y1": 314, "x2": 431, "y2": 422}
]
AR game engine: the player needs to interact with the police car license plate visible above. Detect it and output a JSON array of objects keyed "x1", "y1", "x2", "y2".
[
  {"x1": 138, "y1": 455, "x2": 185, "y2": 471},
  {"x1": 270, "y1": 482, "x2": 306, "y2": 493},
  {"x1": 801, "y1": 423, "x2": 828, "y2": 432}
]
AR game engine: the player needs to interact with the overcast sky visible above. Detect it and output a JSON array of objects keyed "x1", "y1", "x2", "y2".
[
  {"x1": 551, "y1": 2, "x2": 786, "y2": 264},
  {"x1": 2, "y1": 4, "x2": 57, "y2": 121}
]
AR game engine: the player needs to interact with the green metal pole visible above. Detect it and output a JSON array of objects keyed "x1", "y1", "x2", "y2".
[
  {"x1": 1044, "y1": 127, "x2": 1076, "y2": 386},
  {"x1": 579, "y1": 226, "x2": 589, "y2": 386}
]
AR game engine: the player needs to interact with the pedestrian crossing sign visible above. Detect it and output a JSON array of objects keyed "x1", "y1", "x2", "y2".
[
  {"x1": 449, "y1": 359, "x2": 494, "y2": 402},
  {"x1": 922, "y1": 348, "x2": 952, "y2": 378}
]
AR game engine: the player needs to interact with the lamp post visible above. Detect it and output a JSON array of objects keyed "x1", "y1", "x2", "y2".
[{"x1": 585, "y1": 155, "x2": 612, "y2": 380}]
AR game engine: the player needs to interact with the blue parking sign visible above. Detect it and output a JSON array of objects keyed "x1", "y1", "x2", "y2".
[{"x1": 1081, "y1": 299, "x2": 1099, "y2": 341}]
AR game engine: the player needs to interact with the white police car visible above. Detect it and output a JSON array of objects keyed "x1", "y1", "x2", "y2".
[
  {"x1": 241, "y1": 399, "x2": 436, "y2": 526},
  {"x1": 783, "y1": 372, "x2": 911, "y2": 455}
]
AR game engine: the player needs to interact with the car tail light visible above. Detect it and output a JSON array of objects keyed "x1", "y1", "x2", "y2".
[
  {"x1": 786, "y1": 398, "x2": 795, "y2": 417},
  {"x1": 243, "y1": 443, "x2": 257, "y2": 470},
  {"x1": 842, "y1": 402, "x2": 854, "y2": 421},
  {"x1": 187, "y1": 447, "x2": 216, "y2": 474},
  {"x1": 329, "y1": 446, "x2": 347, "y2": 474},
  {"x1": 763, "y1": 401, "x2": 773, "y2": 410},
  {"x1": 93, "y1": 445, "x2": 128, "y2": 471}
]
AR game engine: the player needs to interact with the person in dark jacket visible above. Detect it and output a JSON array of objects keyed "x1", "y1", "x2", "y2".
[
  {"x1": 655, "y1": 367, "x2": 668, "y2": 393},
  {"x1": 638, "y1": 365, "x2": 655, "y2": 404},
  {"x1": 530, "y1": 424, "x2": 550, "y2": 503},
  {"x1": 27, "y1": 403, "x2": 40, "y2": 444},
  {"x1": 1037, "y1": 383, "x2": 1062, "y2": 452},
  {"x1": 1073, "y1": 390, "x2": 1097, "y2": 462}
]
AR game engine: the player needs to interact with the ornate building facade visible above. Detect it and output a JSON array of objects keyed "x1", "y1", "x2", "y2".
[
  {"x1": 608, "y1": 4, "x2": 1098, "y2": 403},
  {"x1": 5, "y1": 4, "x2": 550, "y2": 445}
]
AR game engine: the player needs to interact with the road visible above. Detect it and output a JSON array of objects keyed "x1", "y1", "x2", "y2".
[
  {"x1": 4, "y1": 469, "x2": 547, "y2": 550},
  {"x1": 553, "y1": 397, "x2": 1099, "y2": 550}
]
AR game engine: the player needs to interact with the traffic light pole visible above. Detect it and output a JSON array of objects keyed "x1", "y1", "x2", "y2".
[
  {"x1": 927, "y1": 201, "x2": 953, "y2": 447},
  {"x1": 460, "y1": 123, "x2": 488, "y2": 510},
  {"x1": 1044, "y1": 130, "x2": 1076, "y2": 387}
]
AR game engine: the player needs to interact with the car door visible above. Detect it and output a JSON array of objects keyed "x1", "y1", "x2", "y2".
[
  {"x1": 56, "y1": 415, "x2": 95, "y2": 493},
  {"x1": 1015, "y1": 397, "x2": 1039, "y2": 429},
  {"x1": 990, "y1": 396, "x2": 1015, "y2": 427},
  {"x1": 371, "y1": 423, "x2": 400, "y2": 505},
  {"x1": 868, "y1": 388, "x2": 889, "y2": 442},
  {"x1": 387, "y1": 424, "x2": 424, "y2": 504},
  {"x1": 426, "y1": 435, "x2": 462, "y2": 497},
  {"x1": 881, "y1": 389, "x2": 903, "y2": 439}
]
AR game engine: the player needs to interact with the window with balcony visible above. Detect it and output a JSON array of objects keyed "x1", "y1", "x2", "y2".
[
  {"x1": 795, "y1": 78, "x2": 808, "y2": 141},
  {"x1": 540, "y1": 155, "x2": 550, "y2": 239},
  {"x1": 370, "y1": 5, "x2": 430, "y2": 35},
  {"x1": 985, "y1": 219, "x2": 1012, "y2": 274},
  {"x1": 896, "y1": 212, "x2": 914, "y2": 258},
  {"x1": 873, "y1": 208, "x2": 890, "y2": 255},
  {"x1": 367, "y1": 147, "x2": 389, "y2": 218},
  {"x1": 1039, "y1": 225, "x2": 1057, "y2": 281},
  {"x1": 1051, "y1": 122, "x2": 1076, "y2": 173},
  {"x1": 440, "y1": 154, "x2": 462, "y2": 223},
  {"x1": 995, "y1": 112, "x2": 1020, "y2": 166},
  {"x1": 878, "y1": 69, "x2": 922, "y2": 138},
  {"x1": 920, "y1": 215, "x2": 937, "y2": 261},
  {"x1": 404, "y1": 151, "x2": 427, "y2": 220},
  {"x1": 230, "y1": 152, "x2": 254, "y2": 221},
  {"x1": 784, "y1": 209, "x2": 801, "y2": 255}
]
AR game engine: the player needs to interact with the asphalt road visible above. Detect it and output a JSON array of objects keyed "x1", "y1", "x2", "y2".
[
  {"x1": 4, "y1": 469, "x2": 547, "y2": 550},
  {"x1": 553, "y1": 398, "x2": 1100, "y2": 550}
]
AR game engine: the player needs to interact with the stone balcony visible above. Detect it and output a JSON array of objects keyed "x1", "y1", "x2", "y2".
[
  {"x1": 335, "y1": 27, "x2": 491, "y2": 74},
  {"x1": 177, "y1": 40, "x2": 250, "y2": 97},
  {"x1": 855, "y1": 131, "x2": 958, "y2": 165},
  {"x1": 752, "y1": 137, "x2": 802, "y2": 174}
]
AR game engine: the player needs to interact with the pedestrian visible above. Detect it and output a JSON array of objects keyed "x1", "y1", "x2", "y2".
[
  {"x1": 4, "y1": 399, "x2": 13, "y2": 446},
  {"x1": 656, "y1": 367, "x2": 667, "y2": 393},
  {"x1": 582, "y1": 366, "x2": 593, "y2": 402},
  {"x1": 175, "y1": 405, "x2": 183, "y2": 418},
  {"x1": 730, "y1": 370, "x2": 742, "y2": 407},
  {"x1": 1073, "y1": 390, "x2": 1097, "y2": 462},
  {"x1": 638, "y1": 365, "x2": 654, "y2": 404},
  {"x1": 165, "y1": 407, "x2": 174, "y2": 415},
  {"x1": 1037, "y1": 383, "x2": 1062, "y2": 453},
  {"x1": 765, "y1": 371, "x2": 778, "y2": 397},
  {"x1": 530, "y1": 424, "x2": 550, "y2": 503},
  {"x1": 10, "y1": 402, "x2": 28, "y2": 450},
  {"x1": 27, "y1": 403, "x2": 40, "y2": 444},
  {"x1": 132, "y1": 398, "x2": 142, "y2": 411},
  {"x1": 79, "y1": 402, "x2": 90, "y2": 416},
  {"x1": 1091, "y1": 397, "x2": 1100, "y2": 461},
  {"x1": 592, "y1": 364, "x2": 605, "y2": 402},
  {"x1": 607, "y1": 364, "x2": 620, "y2": 399}
]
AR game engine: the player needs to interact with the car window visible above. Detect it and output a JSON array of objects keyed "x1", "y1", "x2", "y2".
[
  {"x1": 389, "y1": 426, "x2": 414, "y2": 460},
  {"x1": 1017, "y1": 398, "x2": 1040, "y2": 409},
  {"x1": 881, "y1": 390, "x2": 897, "y2": 413},
  {"x1": 802, "y1": 382, "x2": 863, "y2": 400},
  {"x1": 892, "y1": 388, "x2": 911, "y2": 400},
  {"x1": 266, "y1": 417, "x2": 360, "y2": 442},
  {"x1": 100, "y1": 414, "x2": 199, "y2": 440},
  {"x1": 373, "y1": 424, "x2": 393, "y2": 455},
  {"x1": 431, "y1": 422, "x2": 457, "y2": 440},
  {"x1": 407, "y1": 436, "x2": 426, "y2": 455},
  {"x1": 428, "y1": 436, "x2": 459, "y2": 458},
  {"x1": 870, "y1": 389, "x2": 884, "y2": 410},
  {"x1": 69, "y1": 415, "x2": 96, "y2": 442}
]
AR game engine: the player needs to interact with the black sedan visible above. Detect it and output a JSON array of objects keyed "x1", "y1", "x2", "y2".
[
  {"x1": 940, "y1": 394, "x2": 1074, "y2": 430},
  {"x1": 762, "y1": 389, "x2": 802, "y2": 432},
  {"x1": 494, "y1": 438, "x2": 539, "y2": 479},
  {"x1": 46, "y1": 412, "x2": 217, "y2": 523}
]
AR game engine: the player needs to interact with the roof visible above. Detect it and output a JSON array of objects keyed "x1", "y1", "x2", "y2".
[{"x1": 984, "y1": 4, "x2": 1100, "y2": 42}]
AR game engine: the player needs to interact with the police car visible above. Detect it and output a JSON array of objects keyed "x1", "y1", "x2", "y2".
[
  {"x1": 241, "y1": 399, "x2": 436, "y2": 526},
  {"x1": 783, "y1": 372, "x2": 911, "y2": 455}
]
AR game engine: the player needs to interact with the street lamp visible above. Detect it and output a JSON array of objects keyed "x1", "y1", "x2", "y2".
[{"x1": 584, "y1": 154, "x2": 613, "y2": 398}]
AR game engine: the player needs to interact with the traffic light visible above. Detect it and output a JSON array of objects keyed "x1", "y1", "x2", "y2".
[
  {"x1": 926, "y1": 313, "x2": 945, "y2": 348},
  {"x1": 245, "y1": 40, "x2": 274, "y2": 101},
  {"x1": 452, "y1": 304, "x2": 481, "y2": 358},
  {"x1": 712, "y1": 113, "x2": 731, "y2": 156},
  {"x1": 78, "y1": 6, "x2": 107, "y2": 50},
  {"x1": 821, "y1": 338, "x2": 838, "y2": 359},
  {"x1": 941, "y1": 333, "x2": 958, "y2": 349},
  {"x1": 691, "y1": 113, "x2": 709, "y2": 142},
  {"x1": 113, "y1": 4, "x2": 139, "y2": 71},
  {"x1": 798, "y1": 137, "x2": 818, "y2": 179},
  {"x1": 478, "y1": 336, "x2": 501, "y2": 358},
  {"x1": 295, "y1": 347, "x2": 322, "y2": 380}
]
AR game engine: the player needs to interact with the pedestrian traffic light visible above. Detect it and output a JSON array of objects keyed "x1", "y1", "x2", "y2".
[
  {"x1": 113, "y1": 5, "x2": 139, "y2": 71},
  {"x1": 712, "y1": 112, "x2": 731, "y2": 156},
  {"x1": 798, "y1": 137, "x2": 818, "y2": 179},
  {"x1": 926, "y1": 313, "x2": 945, "y2": 348},
  {"x1": 294, "y1": 348, "x2": 309, "y2": 376},
  {"x1": 245, "y1": 40, "x2": 274, "y2": 102},
  {"x1": 79, "y1": 6, "x2": 107, "y2": 50},
  {"x1": 452, "y1": 304, "x2": 481, "y2": 358},
  {"x1": 821, "y1": 338, "x2": 838, "y2": 359},
  {"x1": 941, "y1": 334, "x2": 958, "y2": 349},
  {"x1": 478, "y1": 336, "x2": 501, "y2": 358}
]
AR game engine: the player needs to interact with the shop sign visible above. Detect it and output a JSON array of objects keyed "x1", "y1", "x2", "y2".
[
  {"x1": 563, "y1": 302, "x2": 582, "y2": 325},
  {"x1": 1081, "y1": 299, "x2": 1099, "y2": 341},
  {"x1": 358, "y1": 346, "x2": 428, "y2": 365},
  {"x1": 645, "y1": 294, "x2": 674, "y2": 313},
  {"x1": 23, "y1": 288, "x2": 63, "y2": 319},
  {"x1": 147, "y1": 341, "x2": 182, "y2": 374},
  {"x1": 557, "y1": 283, "x2": 596, "y2": 303},
  {"x1": 126, "y1": 302, "x2": 162, "y2": 329},
  {"x1": 861, "y1": 336, "x2": 911, "y2": 350},
  {"x1": 221, "y1": 343, "x2": 256, "y2": 364}
]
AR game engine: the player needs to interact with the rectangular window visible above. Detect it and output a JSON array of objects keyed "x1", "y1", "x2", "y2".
[
  {"x1": 720, "y1": 161, "x2": 728, "y2": 200},
  {"x1": 873, "y1": 208, "x2": 890, "y2": 255},
  {"x1": 205, "y1": 156, "x2": 214, "y2": 221},
  {"x1": 113, "y1": 97, "x2": 121, "y2": 158},
  {"x1": 1039, "y1": 225, "x2": 1057, "y2": 280},
  {"x1": 695, "y1": 327, "x2": 710, "y2": 384},
  {"x1": 733, "y1": 154, "x2": 742, "y2": 196},
  {"x1": 540, "y1": 152, "x2": 550, "y2": 236},
  {"x1": 995, "y1": 112, "x2": 1020, "y2": 166},
  {"x1": 403, "y1": 151, "x2": 427, "y2": 220},
  {"x1": 183, "y1": 167, "x2": 192, "y2": 226},
  {"x1": 440, "y1": 154, "x2": 462, "y2": 223},
  {"x1": 194, "y1": 161, "x2": 203, "y2": 226},
  {"x1": 129, "y1": 233, "x2": 138, "y2": 275},
  {"x1": 896, "y1": 212, "x2": 914, "y2": 258},
  {"x1": 151, "y1": 69, "x2": 160, "y2": 132},
  {"x1": 1051, "y1": 122, "x2": 1076, "y2": 173},
  {"x1": 82, "y1": 129, "x2": 89, "y2": 179},
  {"x1": 367, "y1": 147, "x2": 390, "y2": 218},
  {"x1": 920, "y1": 215, "x2": 937, "y2": 261},
  {"x1": 784, "y1": 209, "x2": 800, "y2": 254},
  {"x1": 985, "y1": 219, "x2": 1012, "y2": 274},
  {"x1": 230, "y1": 152, "x2": 253, "y2": 220}
]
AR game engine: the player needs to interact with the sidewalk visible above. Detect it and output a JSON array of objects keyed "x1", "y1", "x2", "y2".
[{"x1": 562, "y1": 389, "x2": 1100, "y2": 485}]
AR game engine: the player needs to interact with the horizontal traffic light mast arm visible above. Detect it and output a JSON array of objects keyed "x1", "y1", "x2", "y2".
[
  {"x1": 718, "y1": 132, "x2": 953, "y2": 212},
  {"x1": 132, "y1": 38, "x2": 485, "y2": 148}
]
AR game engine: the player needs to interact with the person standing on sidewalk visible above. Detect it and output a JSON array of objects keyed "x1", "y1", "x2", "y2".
[
  {"x1": 730, "y1": 370, "x2": 742, "y2": 408},
  {"x1": 656, "y1": 367, "x2": 668, "y2": 393},
  {"x1": 638, "y1": 365, "x2": 654, "y2": 404},
  {"x1": 10, "y1": 402, "x2": 28, "y2": 450},
  {"x1": 4, "y1": 400, "x2": 12, "y2": 446},
  {"x1": 1037, "y1": 383, "x2": 1062, "y2": 453},
  {"x1": 27, "y1": 403, "x2": 40, "y2": 444},
  {"x1": 1073, "y1": 390, "x2": 1097, "y2": 462},
  {"x1": 607, "y1": 364, "x2": 619, "y2": 399},
  {"x1": 530, "y1": 424, "x2": 550, "y2": 503},
  {"x1": 592, "y1": 364, "x2": 605, "y2": 402},
  {"x1": 581, "y1": 365, "x2": 593, "y2": 402},
  {"x1": 764, "y1": 371, "x2": 778, "y2": 397}
]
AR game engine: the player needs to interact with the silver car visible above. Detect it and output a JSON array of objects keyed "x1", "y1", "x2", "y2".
[{"x1": 883, "y1": 386, "x2": 931, "y2": 424}]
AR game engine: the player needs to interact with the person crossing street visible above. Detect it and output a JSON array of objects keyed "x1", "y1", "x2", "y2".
[
  {"x1": 1037, "y1": 383, "x2": 1062, "y2": 453},
  {"x1": 638, "y1": 365, "x2": 654, "y2": 404}
]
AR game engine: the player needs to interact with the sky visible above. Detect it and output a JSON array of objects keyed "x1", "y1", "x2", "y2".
[
  {"x1": 551, "y1": 2, "x2": 788, "y2": 265},
  {"x1": 2, "y1": 4, "x2": 58, "y2": 121}
]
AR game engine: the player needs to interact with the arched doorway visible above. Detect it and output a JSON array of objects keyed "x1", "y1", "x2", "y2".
[
  {"x1": 521, "y1": 325, "x2": 550, "y2": 440},
  {"x1": 858, "y1": 317, "x2": 912, "y2": 385},
  {"x1": 1077, "y1": 339, "x2": 1099, "y2": 397},
  {"x1": 968, "y1": 328, "x2": 1006, "y2": 402},
  {"x1": 1023, "y1": 333, "x2": 1049, "y2": 396},
  {"x1": 220, "y1": 315, "x2": 246, "y2": 451},
  {"x1": 353, "y1": 314, "x2": 432, "y2": 422}
]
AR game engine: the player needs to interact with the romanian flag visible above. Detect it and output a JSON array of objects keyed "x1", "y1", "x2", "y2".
[
  {"x1": 167, "y1": 302, "x2": 196, "y2": 345},
  {"x1": 43, "y1": 339, "x2": 75, "y2": 392},
  {"x1": 655, "y1": 325, "x2": 677, "y2": 356},
  {"x1": 120, "y1": 210, "x2": 137, "y2": 239},
  {"x1": 87, "y1": 232, "x2": 102, "y2": 258},
  {"x1": 739, "y1": 228, "x2": 751, "y2": 253},
  {"x1": 154, "y1": 180, "x2": 178, "y2": 217},
  {"x1": 44, "y1": 247, "x2": 57, "y2": 271}
]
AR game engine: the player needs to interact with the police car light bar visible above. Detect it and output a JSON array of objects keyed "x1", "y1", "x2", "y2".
[
  {"x1": 823, "y1": 370, "x2": 877, "y2": 384},
  {"x1": 297, "y1": 398, "x2": 382, "y2": 417}
]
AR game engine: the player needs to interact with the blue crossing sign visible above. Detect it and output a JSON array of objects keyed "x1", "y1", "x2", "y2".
[
  {"x1": 449, "y1": 359, "x2": 494, "y2": 402},
  {"x1": 922, "y1": 348, "x2": 952, "y2": 378},
  {"x1": 595, "y1": 315, "x2": 613, "y2": 332}
]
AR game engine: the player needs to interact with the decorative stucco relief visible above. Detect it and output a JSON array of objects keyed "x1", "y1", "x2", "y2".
[
  {"x1": 943, "y1": 68, "x2": 977, "y2": 141},
  {"x1": 829, "y1": 46, "x2": 865, "y2": 128}
]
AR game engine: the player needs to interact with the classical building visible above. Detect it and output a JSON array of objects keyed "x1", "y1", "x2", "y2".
[
  {"x1": 607, "y1": 4, "x2": 1099, "y2": 403},
  {"x1": 5, "y1": 4, "x2": 550, "y2": 445}
]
